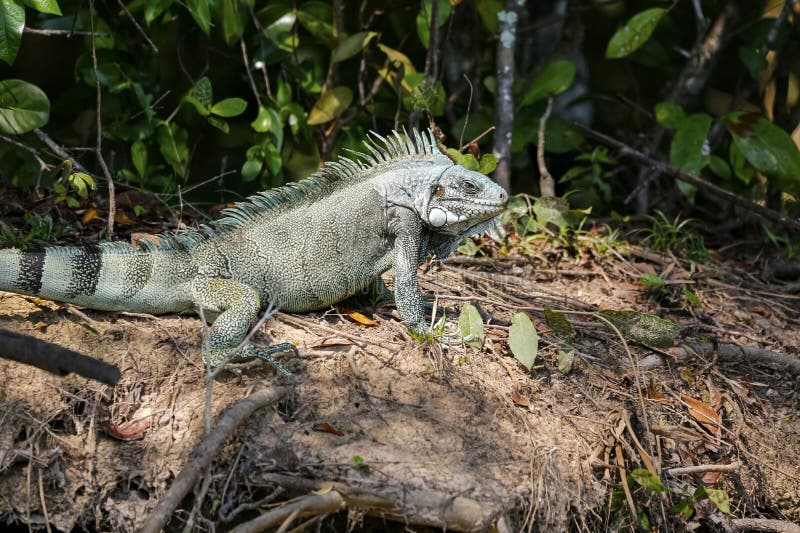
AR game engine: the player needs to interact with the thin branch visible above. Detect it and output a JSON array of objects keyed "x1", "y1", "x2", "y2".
[
  {"x1": 33, "y1": 129, "x2": 94, "y2": 177},
  {"x1": 89, "y1": 0, "x2": 116, "y2": 238},
  {"x1": 228, "y1": 491, "x2": 344, "y2": 533},
  {"x1": 491, "y1": 0, "x2": 525, "y2": 192},
  {"x1": 732, "y1": 519, "x2": 800, "y2": 533},
  {"x1": 666, "y1": 461, "x2": 742, "y2": 476},
  {"x1": 139, "y1": 387, "x2": 288, "y2": 533},
  {"x1": 537, "y1": 96, "x2": 555, "y2": 197},
  {"x1": 240, "y1": 39, "x2": 263, "y2": 108},
  {"x1": 23, "y1": 28, "x2": 109, "y2": 37},
  {"x1": 115, "y1": 0, "x2": 158, "y2": 54},
  {"x1": 458, "y1": 75, "x2": 473, "y2": 149},
  {"x1": 573, "y1": 123, "x2": 800, "y2": 234}
]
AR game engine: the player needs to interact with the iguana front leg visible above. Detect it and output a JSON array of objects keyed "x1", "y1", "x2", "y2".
[
  {"x1": 191, "y1": 277, "x2": 294, "y2": 374},
  {"x1": 389, "y1": 208, "x2": 429, "y2": 336}
]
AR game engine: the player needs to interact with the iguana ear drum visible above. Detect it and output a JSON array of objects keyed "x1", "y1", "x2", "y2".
[{"x1": 434, "y1": 185, "x2": 445, "y2": 197}]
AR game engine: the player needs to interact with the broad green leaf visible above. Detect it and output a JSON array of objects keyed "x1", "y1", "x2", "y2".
[
  {"x1": 520, "y1": 60, "x2": 576, "y2": 107},
  {"x1": 544, "y1": 308, "x2": 573, "y2": 337},
  {"x1": 704, "y1": 488, "x2": 730, "y2": 514},
  {"x1": 252, "y1": 105, "x2": 279, "y2": 135},
  {"x1": 0, "y1": 0, "x2": 25, "y2": 66},
  {"x1": 670, "y1": 498, "x2": 695, "y2": 519},
  {"x1": 22, "y1": 0, "x2": 61, "y2": 15},
  {"x1": 131, "y1": 140, "x2": 147, "y2": 178},
  {"x1": 68, "y1": 172, "x2": 95, "y2": 198},
  {"x1": 185, "y1": 0, "x2": 211, "y2": 35},
  {"x1": 307, "y1": 86, "x2": 352, "y2": 125},
  {"x1": 263, "y1": 139, "x2": 282, "y2": 176},
  {"x1": 654, "y1": 101, "x2": 685, "y2": 129},
  {"x1": 378, "y1": 43, "x2": 416, "y2": 74},
  {"x1": 145, "y1": 0, "x2": 174, "y2": 25},
  {"x1": 708, "y1": 154, "x2": 731, "y2": 180},
  {"x1": 597, "y1": 310, "x2": 681, "y2": 348},
  {"x1": 241, "y1": 158, "x2": 262, "y2": 182},
  {"x1": 478, "y1": 154, "x2": 497, "y2": 175},
  {"x1": 606, "y1": 8, "x2": 666, "y2": 59},
  {"x1": 333, "y1": 31, "x2": 378, "y2": 62},
  {"x1": 157, "y1": 122, "x2": 189, "y2": 176},
  {"x1": 631, "y1": 468, "x2": 668, "y2": 492},
  {"x1": 533, "y1": 196, "x2": 574, "y2": 230},
  {"x1": 508, "y1": 312, "x2": 538, "y2": 371},
  {"x1": 728, "y1": 140, "x2": 753, "y2": 184},
  {"x1": 206, "y1": 115, "x2": 229, "y2": 133},
  {"x1": 263, "y1": 8, "x2": 298, "y2": 52},
  {"x1": 192, "y1": 76, "x2": 213, "y2": 107},
  {"x1": 458, "y1": 302, "x2": 484, "y2": 349},
  {"x1": 640, "y1": 274, "x2": 665, "y2": 287},
  {"x1": 416, "y1": 0, "x2": 452, "y2": 48},
  {"x1": 0, "y1": 79, "x2": 50, "y2": 134},
  {"x1": 219, "y1": 0, "x2": 244, "y2": 46},
  {"x1": 670, "y1": 113, "x2": 712, "y2": 176},
  {"x1": 402, "y1": 72, "x2": 445, "y2": 114},
  {"x1": 737, "y1": 46, "x2": 767, "y2": 80},
  {"x1": 475, "y1": 0, "x2": 503, "y2": 34},
  {"x1": 210, "y1": 97, "x2": 247, "y2": 117},
  {"x1": 296, "y1": 2, "x2": 334, "y2": 48},
  {"x1": 557, "y1": 346, "x2": 574, "y2": 374},
  {"x1": 727, "y1": 111, "x2": 800, "y2": 195}
]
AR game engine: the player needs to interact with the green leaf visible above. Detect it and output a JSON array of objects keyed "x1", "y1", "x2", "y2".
[
  {"x1": 606, "y1": 8, "x2": 666, "y2": 59},
  {"x1": 157, "y1": 122, "x2": 189, "y2": 176},
  {"x1": 694, "y1": 486, "x2": 730, "y2": 514},
  {"x1": 631, "y1": 468, "x2": 668, "y2": 492},
  {"x1": 192, "y1": 76, "x2": 213, "y2": 107},
  {"x1": 307, "y1": 86, "x2": 352, "y2": 125},
  {"x1": 22, "y1": 0, "x2": 61, "y2": 15},
  {"x1": 131, "y1": 140, "x2": 147, "y2": 178},
  {"x1": 682, "y1": 289, "x2": 700, "y2": 307},
  {"x1": 458, "y1": 302, "x2": 485, "y2": 349},
  {"x1": 185, "y1": 0, "x2": 211, "y2": 35},
  {"x1": 206, "y1": 115, "x2": 229, "y2": 133},
  {"x1": 670, "y1": 498, "x2": 695, "y2": 519},
  {"x1": 210, "y1": 97, "x2": 247, "y2": 117},
  {"x1": 520, "y1": 60, "x2": 576, "y2": 107},
  {"x1": 640, "y1": 274, "x2": 665, "y2": 287},
  {"x1": 544, "y1": 307, "x2": 573, "y2": 337},
  {"x1": 670, "y1": 113, "x2": 712, "y2": 176},
  {"x1": 475, "y1": 0, "x2": 503, "y2": 34},
  {"x1": 416, "y1": 0, "x2": 451, "y2": 48},
  {"x1": 241, "y1": 158, "x2": 262, "y2": 182},
  {"x1": 533, "y1": 196, "x2": 574, "y2": 230},
  {"x1": 145, "y1": 0, "x2": 175, "y2": 25},
  {"x1": 737, "y1": 46, "x2": 767, "y2": 79},
  {"x1": 219, "y1": 0, "x2": 244, "y2": 46},
  {"x1": 0, "y1": 0, "x2": 25, "y2": 66},
  {"x1": 508, "y1": 312, "x2": 538, "y2": 371},
  {"x1": 597, "y1": 310, "x2": 681, "y2": 348},
  {"x1": 378, "y1": 43, "x2": 416, "y2": 74},
  {"x1": 263, "y1": 139, "x2": 282, "y2": 176},
  {"x1": 478, "y1": 154, "x2": 497, "y2": 175},
  {"x1": 556, "y1": 346, "x2": 574, "y2": 374},
  {"x1": 727, "y1": 111, "x2": 800, "y2": 195},
  {"x1": 654, "y1": 101, "x2": 685, "y2": 129},
  {"x1": 728, "y1": 141, "x2": 754, "y2": 184},
  {"x1": 333, "y1": 31, "x2": 378, "y2": 62},
  {"x1": 296, "y1": 2, "x2": 334, "y2": 48},
  {"x1": 68, "y1": 172, "x2": 95, "y2": 198},
  {"x1": 0, "y1": 79, "x2": 51, "y2": 134},
  {"x1": 708, "y1": 154, "x2": 731, "y2": 180}
]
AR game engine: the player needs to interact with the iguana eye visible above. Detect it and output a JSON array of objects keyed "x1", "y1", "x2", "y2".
[{"x1": 463, "y1": 181, "x2": 479, "y2": 194}]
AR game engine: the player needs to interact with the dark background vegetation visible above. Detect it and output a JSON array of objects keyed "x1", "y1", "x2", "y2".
[{"x1": 0, "y1": 0, "x2": 798, "y2": 255}]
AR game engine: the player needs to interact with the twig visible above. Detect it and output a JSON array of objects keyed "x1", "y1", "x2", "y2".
[
  {"x1": 89, "y1": 0, "x2": 116, "y2": 239},
  {"x1": 681, "y1": 342, "x2": 800, "y2": 374},
  {"x1": 33, "y1": 129, "x2": 94, "y2": 177},
  {"x1": 115, "y1": 0, "x2": 158, "y2": 54},
  {"x1": 277, "y1": 313, "x2": 401, "y2": 350},
  {"x1": 229, "y1": 492, "x2": 344, "y2": 533},
  {"x1": 37, "y1": 468, "x2": 52, "y2": 533},
  {"x1": 241, "y1": 39, "x2": 263, "y2": 108},
  {"x1": 491, "y1": 0, "x2": 525, "y2": 192},
  {"x1": 666, "y1": 461, "x2": 742, "y2": 476},
  {"x1": 537, "y1": 96, "x2": 555, "y2": 197},
  {"x1": 139, "y1": 387, "x2": 288, "y2": 533},
  {"x1": 23, "y1": 28, "x2": 109, "y2": 37},
  {"x1": 573, "y1": 124, "x2": 800, "y2": 234},
  {"x1": 258, "y1": 473, "x2": 510, "y2": 532},
  {"x1": 458, "y1": 74, "x2": 473, "y2": 149},
  {"x1": 731, "y1": 519, "x2": 800, "y2": 533}
]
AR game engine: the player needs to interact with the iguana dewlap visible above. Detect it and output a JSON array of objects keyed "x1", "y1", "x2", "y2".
[{"x1": 0, "y1": 129, "x2": 507, "y2": 368}]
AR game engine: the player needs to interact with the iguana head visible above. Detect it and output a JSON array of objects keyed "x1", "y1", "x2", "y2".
[{"x1": 423, "y1": 165, "x2": 508, "y2": 232}]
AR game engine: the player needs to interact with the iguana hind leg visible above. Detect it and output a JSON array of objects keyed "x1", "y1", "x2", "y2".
[{"x1": 192, "y1": 277, "x2": 294, "y2": 373}]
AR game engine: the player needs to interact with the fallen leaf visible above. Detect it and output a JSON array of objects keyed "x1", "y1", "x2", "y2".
[
  {"x1": 114, "y1": 210, "x2": 136, "y2": 225},
  {"x1": 81, "y1": 208, "x2": 100, "y2": 225},
  {"x1": 346, "y1": 311, "x2": 378, "y2": 327},
  {"x1": 511, "y1": 389, "x2": 530, "y2": 407},
  {"x1": 705, "y1": 376, "x2": 722, "y2": 410},
  {"x1": 314, "y1": 422, "x2": 344, "y2": 436},
  {"x1": 646, "y1": 377, "x2": 668, "y2": 404},
  {"x1": 682, "y1": 395, "x2": 721, "y2": 436},
  {"x1": 102, "y1": 418, "x2": 151, "y2": 441},
  {"x1": 309, "y1": 337, "x2": 354, "y2": 348},
  {"x1": 702, "y1": 471, "x2": 724, "y2": 485}
]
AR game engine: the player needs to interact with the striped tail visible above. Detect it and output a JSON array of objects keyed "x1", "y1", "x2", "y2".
[{"x1": 0, "y1": 243, "x2": 196, "y2": 314}]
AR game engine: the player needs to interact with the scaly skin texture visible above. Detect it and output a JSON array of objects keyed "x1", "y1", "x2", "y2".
[{"x1": 0, "y1": 130, "x2": 507, "y2": 368}]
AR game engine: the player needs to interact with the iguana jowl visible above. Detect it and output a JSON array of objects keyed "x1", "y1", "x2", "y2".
[{"x1": 0, "y1": 129, "x2": 507, "y2": 369}]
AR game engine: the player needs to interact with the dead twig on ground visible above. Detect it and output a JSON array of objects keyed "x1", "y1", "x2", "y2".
[
  {"x1": 666, "y1": 461, "x2": 741, "y2": 476},
  {"x1": 681, "y1": 342, "x2": 800, "y2": 374},
  {"x1": 228, "y1": 491, "x2": 344, "y2": 533},
  {"x1": 139, "y1": 386, "x2": 288, "y2": 533},
  {"x1": 537, "y1": 96, "x2": 555, "y2": 197},
  {"x1": 731, "y1": 518, "x2": 800, "y2": 533},
  {"x1": 257, "y1": 473, "x2": 513, "y2": 533}
]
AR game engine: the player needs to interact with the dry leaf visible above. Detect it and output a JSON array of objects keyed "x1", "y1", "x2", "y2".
[
  {"x1": 705, "y1": 376, "x2": 722, "y2": 410},
  {"x1": 314, "y1": 422, "x2": 344, "y2": 436},
  {"x1": 511, "y1": 390, "x2": 530, "y2": 407},
  {"x1": 102, "y1": 419, "x2": 151, "y2": 441},
  {"x1": 646, "y1": 377, "x2": 668, "y2": 404},
  {"x1": 309, "y1": 337, "x2": 354, "y2": 348},
  {"x1": 702, "y1": 471, "x2": 724, "y2": 485},
  {"x1": 114, "y1": 210, "x2": 136, "y2": 225},
  {"x1": 81, "y1": 208, "x2": 100, "y2": 225},
  {"x1": 346, "y1": 311, "x2": 378, "y2": 326},
  {"x1": 682, "y1": 395, "x2": 721, "y2": 436}
]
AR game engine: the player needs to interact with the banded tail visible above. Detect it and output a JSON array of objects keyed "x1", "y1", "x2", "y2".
[{"x1": 0, "y1": 243, "x2": 196, "y2": 314}]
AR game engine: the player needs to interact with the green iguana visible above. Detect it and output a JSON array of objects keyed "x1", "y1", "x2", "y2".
[{"x1": 0, "y1": 129, "x2": 507, "y2": 371}]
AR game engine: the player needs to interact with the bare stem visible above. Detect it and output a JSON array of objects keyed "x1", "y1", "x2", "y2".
[{"x1": 537, "y1": 96, "x2": 555, "y2": 197}]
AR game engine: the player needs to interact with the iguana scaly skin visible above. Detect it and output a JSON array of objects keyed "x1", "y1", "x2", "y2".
[{"x1": 0, "y1": 129, "x2": 507, "y2": 369}]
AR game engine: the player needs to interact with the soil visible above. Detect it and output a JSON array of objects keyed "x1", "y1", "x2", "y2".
[{"x1": 0, "y1": 226, "x2": 798, "y2": 532}]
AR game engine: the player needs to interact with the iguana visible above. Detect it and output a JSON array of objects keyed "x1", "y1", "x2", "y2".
[{"x1": 0, "y1": 129, "x2": 507, "y2": 370}]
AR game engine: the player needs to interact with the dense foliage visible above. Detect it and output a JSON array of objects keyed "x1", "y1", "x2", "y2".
[{"x1": 0, "y1": 0, "x2": 798, "y2": 241}]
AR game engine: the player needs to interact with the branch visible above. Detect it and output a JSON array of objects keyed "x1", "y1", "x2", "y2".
[
  {"x1": 23, "y1": 28, "x2": 109, "y2": 37},
  {"x1": 227, "y1": 491, "x2": 345, "y2": 533},
  {"x1": 33, "y1": 129, "x2": 94, "y2": 177},
  {"x1": 537, "y1": 96, "x2": 555, "y2": 197},
  {"x1": 89, "y1": 0, "x2": 116, "y2": 238},
  {"x1": 258, "y1": 473, "x2": 512, "y2": 533},
  {"x1": 139, "y1": 387, "x2": 288, "y2": 533},
  {"x1": 115, "y1": 0, "x2": 158, "y2": 54},
  {"x1": 731, "y1": 519, "x2": 800, "y2": 533},
  {"x1": 666, "y1": 461, "x2": 742, "y2": 476},
  {"x1": 491, "y1": 0, "x2": 525, "y2": 192},
  {"x1": 573, "y1": 124, "x2": 800, "y2": 234}
]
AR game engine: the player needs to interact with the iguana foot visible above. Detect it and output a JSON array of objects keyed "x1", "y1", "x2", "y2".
[{"x1": 204, "y1": 342, "x2": 298, "y2": 377}]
